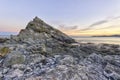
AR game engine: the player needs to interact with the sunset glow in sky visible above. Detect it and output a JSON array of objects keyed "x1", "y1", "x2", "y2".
[{"x1": 0, "y1": 0, "x2": 120, "y2": 36}]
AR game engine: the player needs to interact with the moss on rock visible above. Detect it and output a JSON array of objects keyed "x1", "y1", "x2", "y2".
[{"x1": 0, "y1": 47, "x2": 10, "y2": 57}]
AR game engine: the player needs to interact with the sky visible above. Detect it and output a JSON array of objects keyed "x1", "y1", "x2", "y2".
[{"x1": 0, "y1": 0, "x2": 120, "y2": 36}]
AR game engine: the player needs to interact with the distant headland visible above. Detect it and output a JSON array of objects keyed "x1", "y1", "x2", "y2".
[{"x1": 92, "y1": 35, "x2": 120, "y2": 37}]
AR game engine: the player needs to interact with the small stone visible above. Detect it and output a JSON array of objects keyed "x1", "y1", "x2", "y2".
[{"x1": 3, "y1": 68, "x2": 9, "y2": 74}]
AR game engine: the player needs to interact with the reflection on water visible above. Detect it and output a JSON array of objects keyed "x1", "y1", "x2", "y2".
[{"x1": 72, "y1": 36, "x2": 120, "y2": 45}]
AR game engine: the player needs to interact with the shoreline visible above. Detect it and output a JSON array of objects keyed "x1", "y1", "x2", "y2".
[{"x1": 0, "y1": 17, "x2": 120, "y2": 80}]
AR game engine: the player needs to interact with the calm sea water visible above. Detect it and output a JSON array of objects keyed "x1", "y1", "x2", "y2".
[
  {"x1": 0, "y1": 35, "x2": 10, "y2": 38},
  {"x1": 72, "y1": 36, "x2": 120, "y2": 45}
]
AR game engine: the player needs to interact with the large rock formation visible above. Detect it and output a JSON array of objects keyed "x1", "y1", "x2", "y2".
[
  {"x1": 17, "y1": 16, "x2": 75, "y2": 44},
  {"x1": 0, "y1": 17, "x2": 120, "y2": 80},
  {"x1": 10, "y1": 17, "x2": 79, "y2": 57}
]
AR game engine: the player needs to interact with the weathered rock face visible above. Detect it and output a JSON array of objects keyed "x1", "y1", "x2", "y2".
[
  {"x1": 9, "y1": 17, "x2": 78, "y2": 57},
  {"x1": 3, "y1": 51, "x2": 26, "y2": 67},
  {"x1": 17, "y1": 17, "x2": 75, "y2": 44},
  {"x1": 0, "y1": 17, "x2": 120, "y2": 80},
  {"x1": 1, "y1": 53, "x2": 119, "y2": 80}
]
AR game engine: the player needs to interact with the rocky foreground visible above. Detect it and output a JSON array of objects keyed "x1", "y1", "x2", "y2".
[{"x1": 0, "y1": 17, "x2": 120, "y2": 80}]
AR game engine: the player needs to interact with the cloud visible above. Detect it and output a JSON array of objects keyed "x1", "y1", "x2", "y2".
[
  {"x1": 79, "y1": 16, "x2": 120, "y2": 31},
  {"x1": 109, "y1": 16, "x2": 120, "y2": 20},
  {"x1": 58, "y1": 24, "x2": 78, "y2": 30},
  {"x1": 57, "y1": 16, "x2": 120, "y2": 36},
  {"x1": 79, "y1": 20, "x2": 108, "y2": 31},
  {"x1": 94, "y1": 25, "x2": 115, "y2": 30},
  {"x1": 89, "y1": 20, "x2": 108, "y2": 27}
]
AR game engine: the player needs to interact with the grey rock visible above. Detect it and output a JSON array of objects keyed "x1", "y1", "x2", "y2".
[
  {"x1": 104, "y1": 55, "x2": 120, "y2": 67},
  {"x1": 17, "y1": 17, "x2": 75, "y2": 44},
  {"x1": 2, "y1": 68, "x2": 9, "y2": 74},
  {"x1": 0, "y1": 71, "x2": 3, "y2": 80},
  {"x1": 3, "y1": 51, "x2": 26, "y2": 67},
  {"x1": 5, "y1": 69, "x2": 24, "y2": 78},
  {"x1": 59, "y1": 55, "x2": 77, "y2": 65},
  {"x1": 28, "y1": 54, "x2": 46, "y2": 63},
  {"x1": 12, "y1": 64, "x2": 26, "y2": 71},
  {"x1": 0, "y1": 17, "x2": 120, "y2": 80},
  {"x1": 0, "y1": 38, "x2": 9, "y2": 43},
  {"x1": 104, "y1": 63, "x2": 120, "y2": 80}
]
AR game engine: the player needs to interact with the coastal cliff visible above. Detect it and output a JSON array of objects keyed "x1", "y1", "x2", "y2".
[{"x1": 0, "y1": 17, "x2": 120, "y2": 80}]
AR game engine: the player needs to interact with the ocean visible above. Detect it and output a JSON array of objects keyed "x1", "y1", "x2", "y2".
[
  {"x1": 0, "y1": 35, "x2": 10, "y2": 38},
  {"x1": 72, "y1": 36, "x2": 120, "y2": 45}
]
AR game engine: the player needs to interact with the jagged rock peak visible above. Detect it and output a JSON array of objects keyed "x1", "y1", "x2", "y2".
[
  {"x1": 33, "y1": 16, "x2": 44, "y2": 23},
  {"x1": 17, "y1": 17, "x2": 76, "y2": 43},
  {"x1": 26, "y1": 16, "x2": 51, "y2": 32}
]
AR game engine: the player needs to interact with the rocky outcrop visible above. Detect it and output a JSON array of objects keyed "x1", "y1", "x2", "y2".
[
  {"x1": 17, "y1": 17, "x2": 75, "y2": 44},
  {"x1": 1, "y1": 53, "x2": 120, "y2": 80},
  {"x1": 0, "y1": 17, "x2": 120, "y2": 80},
  {"x1": 9, "y1": 17, "x2": 79, "y2": 57}
]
